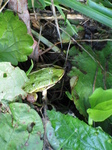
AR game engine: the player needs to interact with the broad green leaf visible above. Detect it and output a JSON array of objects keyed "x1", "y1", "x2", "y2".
[
  {"x1": 89, "y1": 88, "x2": 112, "y2": 108},
  {"x1": 68, "y1": 47, "x2": 101, "y2": 116},
  {"x1": 0, "y1": 103, "x2": 44, "y2": 150},
  {"x1": 87, "y1": 88, "x2": 112, "y2": 122},
  {"x1": 47, "y1": 110, "x2": 112, "y2": 150},
  {"x1": 0, "y1": 62, "x2": 28, "y2": 101},
  {"x1": 0, "y1": 10, "x2": 33, "y2": 65},
  {"x1": 68, "y1": 42, "x2": 112, "y2": 117},
  {"x1": 96, "y1": 42, "x2": 112, "y2": 74}
]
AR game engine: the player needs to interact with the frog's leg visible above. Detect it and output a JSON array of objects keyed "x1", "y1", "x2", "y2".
[
  {"x1": 27, "y1": 92, "x2": 37, "y2": 103},
  {"x1": 42, "y1": 89, "x2": 49, "y2": 149},
  {"x1": 42, "y1": 89, "x2": 48, "y2": 101},
  {"x1": 42, "y1": 89, "x2": 48, "y2": 117}
]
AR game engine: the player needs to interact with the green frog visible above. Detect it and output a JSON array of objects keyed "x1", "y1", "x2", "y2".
[{"x1": 23, "y1": 66, "x2": 64, "y2": 103}]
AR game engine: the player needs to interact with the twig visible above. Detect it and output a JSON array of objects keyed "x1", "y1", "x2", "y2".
[
  {"x1": 65, "y1": 40, "x2": 71, "y2": 67},
  {"x1": 42, "y1": 90, "x2": 49, "y2": 150},
  {"x1": 76, "y1": 39, "x2": 112, "y2": 42},
  {"x1": 0, "y1": 0, "x2": 9, "y2": 12},
  {"x1": 30, "y1": 12, "x2": 84, "y2": 20},
  {"x1": 31, "y1": 0, "x2": 37, "y2": 20},
  {"x1": 93, "y1": 67, "x2": 98, "y2": 92},
  {"x1": 51, "y1": 0, "x2": 62, "y2": 48}
]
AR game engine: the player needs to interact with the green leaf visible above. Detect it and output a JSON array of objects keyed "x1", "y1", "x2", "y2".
[
  {"x1": 0, "y1": 103, "x2": 44, "y2": 150},
  {"x1": 68, "y1": 47, "x2": 100, "y2": 116},
  {"x1": 68, "y1": 43, "x2": 112, "y2": 117},
  {"x1": 60, "y1": 24, "x2": 77, "y2": 43},
  {"x1": 89, "y1": 88, "x2": 112, "y2": 108},
  {"x1": 47, "y1": 110, "x2": 112, "y2": 150},
  {"x1": 53, "y1": 0, "x2": 112, "y2": 28},
  {"x1": 87, "y1": 0, "x2": 112, "y2": 18},
  {"x1": 87, "y1": 88, "x2": 112, "y2": 122},
  {"x1": 46, "y1": 121, "x2": 60, "y2": 150},
  {"x1": 57, "y1": 7, "x2": 77, "y2": 36},
  {"x1": 0, "y1": 62, "x2": 28, "y2": 101},
  {"x1": 91, "y1": 0, "x2": 112, "y2": 9},
  {"x1": 0, "y1": 10, "x2": 33, "y2": 65},
  {"x1": 28, "y1": 0, "x2": 46, "y2": 9}
]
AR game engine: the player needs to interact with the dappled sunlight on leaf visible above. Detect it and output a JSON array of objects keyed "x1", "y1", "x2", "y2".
[
  {"x1": 47, "y1": 110, "x2": 112, "y2": 150},
  {"x1": 0, "y1": 62, "x2": 28, "y2": 101}
]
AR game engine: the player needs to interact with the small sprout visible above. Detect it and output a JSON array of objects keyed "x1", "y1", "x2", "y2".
[{"x1": 32, "y1": 83, "x2": 35, "y2": 87}]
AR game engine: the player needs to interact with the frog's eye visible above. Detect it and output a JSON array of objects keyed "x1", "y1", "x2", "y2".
[
  {"x1": 32, "y1": 83, "x2": 35, "y2": 87},
  {"x1": 49, "y1": 69, "x2": 53, "y2": 74}
]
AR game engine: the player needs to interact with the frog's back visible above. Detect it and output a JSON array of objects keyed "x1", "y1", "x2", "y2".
[{"x1": 23, "y1": 67, "x2": 64, "y2": 93}]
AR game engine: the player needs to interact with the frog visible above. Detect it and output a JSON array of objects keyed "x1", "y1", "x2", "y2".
[{"x1": 23, "y1": 66, "x2": 64, "y2": 103}]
